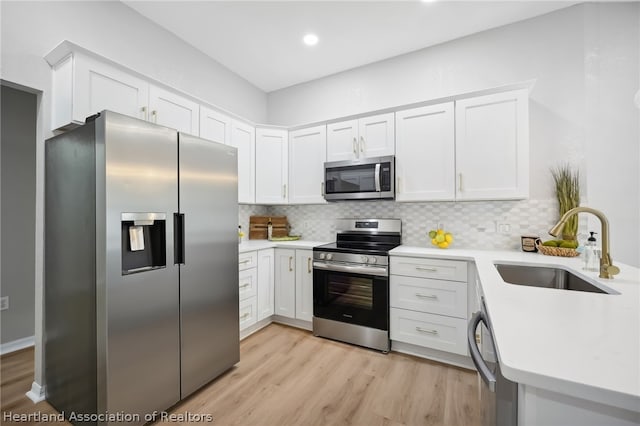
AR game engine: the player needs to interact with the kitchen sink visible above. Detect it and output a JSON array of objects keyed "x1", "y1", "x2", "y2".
[{"x1": 494, "y1": 263, "x2": 615, "y2": 294}]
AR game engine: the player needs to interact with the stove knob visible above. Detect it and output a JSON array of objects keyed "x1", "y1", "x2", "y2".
[
  {"x1": 326, "y1": 253, "x2": 333, "y2": 260},
  {"x1": 361, "y1": 256, "x2": 369, "y2": 263},
  {"x1": 370, "y1": 257, "x2": 377, "y2": 264},
  {"x1": 319, "y1": 253, "x2": 326, "y2": 260}
]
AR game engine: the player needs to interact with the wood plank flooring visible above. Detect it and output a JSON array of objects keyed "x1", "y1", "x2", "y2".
[{"x1": 1, "y1": 324, "x2": 481, "y2": 426}]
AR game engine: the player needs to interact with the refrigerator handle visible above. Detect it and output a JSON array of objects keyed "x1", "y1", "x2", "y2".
[{"x1": 174, "y1": 213, "x2": 185, "y2": 265}]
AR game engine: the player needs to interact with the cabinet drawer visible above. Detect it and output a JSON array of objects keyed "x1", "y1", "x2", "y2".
[
  {"x1": 239, "y1": 297, "x2": 257, "y2": 330},
  {"x1": 390, "y1": 275, "x2": 467, "y2": 319},
  {"x1": 239, "y1": 268, "x2": 258, "y2": 301},
  {"x1": 390, "y1": 256, "x2": 468, "y2": 282},
  {"x1": 239, "y1": 251, "x2": 258, "y2": 271},
  {"x1": 390, "y1": 308, "x2": 468, "y2": 356}
]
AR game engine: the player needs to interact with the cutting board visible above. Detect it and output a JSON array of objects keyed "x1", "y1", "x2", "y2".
[{"x1": 249, "y1": 216, "x2": 289, "y2": 240}]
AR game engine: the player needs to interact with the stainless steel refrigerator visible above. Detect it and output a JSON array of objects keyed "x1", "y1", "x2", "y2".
[{"x1": 44, "y1": 111, "x2": 239, "y2": 424}]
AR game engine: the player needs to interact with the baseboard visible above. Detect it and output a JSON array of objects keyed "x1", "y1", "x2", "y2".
[
  {"x1": 240, "y1": 318, "x2": 273, "y2": 340},
  {"x1": 272, "y1": 315, "x2": 312, "y2": 331},
  {"x1": 26, "y1": 381, "x2": 46, "y2": 403},
  {"x1": 0, "y1": 335, "x2": 34, "y2": 355},
  {"x1": 391, "y1": 340, "x2": 475, "y2": 370}
]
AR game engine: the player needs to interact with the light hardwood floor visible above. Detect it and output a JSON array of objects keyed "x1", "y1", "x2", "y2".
[{"x1": 1, "y1": 324, "x2": 481, "y2": 426}]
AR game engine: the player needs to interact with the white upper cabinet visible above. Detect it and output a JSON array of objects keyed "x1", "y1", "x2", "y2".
[
  {"x1": 455, "y1": 89, "x2": 529, "y2": 200},
  {"x1": 326, "y1": 113, "x2": 395, "y2": 162},
  {"x1": 230, "y1": 120, "x2": 256, "y2": 204},
  {"x1": 358, "y1": 113, "x2": 395, "y2": 158},
  {"x1": 49, "y1": 51, "x2": 149, "y2": 130},
  {"x1": 199, "y1": 106, "x2": 231, "y2": 145},
  {"x1": 255, "y1": 127, "x2": 288, "y2": 204},
  {"x1": 288, "y1": 125, "x2": 327, "y2": 204},
  {"x1": 148, "y1": 85, "x2": 199, "y2": 135},
  {"x1": 395, "y1": 103, "x2": 455, "y2": 202}
]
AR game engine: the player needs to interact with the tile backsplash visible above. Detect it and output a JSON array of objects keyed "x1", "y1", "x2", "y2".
[{"x1": 241, "y1": 199, "x2": 586, "y2": 250}]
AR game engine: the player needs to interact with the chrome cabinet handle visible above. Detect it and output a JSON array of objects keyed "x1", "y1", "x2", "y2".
[
  {"x1": 282, "y1": 184, "x2": 287, "y2": 199},
  {"x1": 360, "y1": 136, "x2": 365, "y2": 153},
  {"x1": 416, "y1": 327, "x2": 438, "y2": 335},
  {"x1": 239, "y1": 259, "x2": 251, "y2": 265},
  {"x1": 307, "y1": 257, "x2": 312, "y2": 274},
  {"x1": 415, "y1": 266, "x2": 437, "y2": 272},
  {"x1": 459, "y1": 173, "x2": 463, "y2": 192},
  {"x1": 151, "y1": 110, "x2": 158, "y2": 123},
  {"x1": 352, "y1": 137, "x2": 357, "y2": 155},
  {"x1": 415, "y1": 293, "x2": 438, "y2": 300},
  {"x1": 241, "y1": 312, "x2": 250, "y2": 319},
  {"x1": 240, "y1": 283, "x2": 250, "y2": 289},
  {"x1": 289, "y1": 256, "x2": 293, "y2": 272},
  {"x1": 141, "y1": 106, "x2": 148, "y2": 121}
]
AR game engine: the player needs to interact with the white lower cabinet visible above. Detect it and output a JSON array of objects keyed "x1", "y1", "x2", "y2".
[
  {"x1": 257, "y1": 249, "x2": 275, "y2": 321},
  {"x1": 390, "y1": 256, "x2": 469, "y2": 357},
  {"x1": 295, "y1": 250, "x2": 313, "y2": 322},
  {"x1": 275, "y1": 249, "x2": 296, "y2": 318},
  {"x1": 274, "y1": 248, "x2": 313, "y2": 322}
]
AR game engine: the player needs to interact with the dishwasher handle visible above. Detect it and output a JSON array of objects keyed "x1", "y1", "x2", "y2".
[{"x1": 468, "y1": 310, "x2": 496, "y2": 392}]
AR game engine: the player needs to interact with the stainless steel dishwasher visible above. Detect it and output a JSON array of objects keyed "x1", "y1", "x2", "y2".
[{"x1": 468, "y1": 298, "x2": 519, "y2": 426}]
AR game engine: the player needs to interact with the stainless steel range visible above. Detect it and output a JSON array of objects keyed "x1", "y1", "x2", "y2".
[{"x1": 312, "y1": 218, "x2": 402, "y2": 352}]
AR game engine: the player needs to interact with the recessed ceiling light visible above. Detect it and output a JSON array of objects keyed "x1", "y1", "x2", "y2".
[{"x1": 303, "y1": 33, "x2": 319, "y2": 46}]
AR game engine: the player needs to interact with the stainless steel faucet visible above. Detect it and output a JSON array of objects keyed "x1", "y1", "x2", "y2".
[{"x1": 549, "y1": 207, "x2": 620, "y2": 279}]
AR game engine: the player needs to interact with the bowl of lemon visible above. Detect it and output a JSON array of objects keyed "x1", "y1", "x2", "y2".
[{"x1": 429, "y1": 229, "x2": 453, "y2": 249}]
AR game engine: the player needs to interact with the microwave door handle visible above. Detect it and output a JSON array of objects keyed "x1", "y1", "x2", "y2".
[{"x1": 374, "y1": 163, "x2": 381, "y2": 192}]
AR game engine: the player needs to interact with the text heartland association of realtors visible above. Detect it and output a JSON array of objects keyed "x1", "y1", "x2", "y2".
[{"x1": 3, "y1": 410, "x2": 214, "y2": 423}]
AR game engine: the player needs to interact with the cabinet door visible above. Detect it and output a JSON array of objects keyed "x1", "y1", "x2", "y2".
[
  {"x1": 230, "y1": 120, "x2": 256, "y2": 204},
  {"x1": 395, "y1": 103, "x2": 455, "y2": 201},
  {"x1": 289, "y1": 125, "x2": 327, "y2": 204},
  {"x1": 326, "y1": 119, "x2": 358, "y2": 162},
  {"x1": 64, "y1": 54, "x2": 148, "y2": 129},
  {"x1": 257, "y1": 249, "x2": 275, "y2": 321},
  {"x1": 274, "y1": 249, "x2": 296, "y2": 318},
  {"x1": 199, "y1": 106, "x2": 231, "y2": 145},
  {"x1": 358, "y1": 112, "x2": 395, "y2": 158},
  {"x1": 455, "y1": 89, "x2": 529, "y2": 200},
  {"x1": 255, "y1": 128, "x2": 288, "y2": 204},
  {"x1": 148, "y1": 85, "x2": 199, "y2": 135},
  {"x1": 295, "y1": 250, "x2": 313, "y2": 322}
]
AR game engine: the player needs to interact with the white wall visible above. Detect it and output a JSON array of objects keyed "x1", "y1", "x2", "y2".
[
  {"x1": 0, "y1": 85, "x2": 37, "y2": 345},
  {"x1": 0, "y1": 0, "x2": 267, "y2": 395},
  {"x1": 268, "y1": 3, "x2": 640, "y2": 266}
]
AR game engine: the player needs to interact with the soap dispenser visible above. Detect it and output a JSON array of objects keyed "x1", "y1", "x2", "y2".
[
  {"x1": 267, "y1": 217, "x2": 273, "y2": 241},
  {"x1": 583, "y1": 231, "x2": 600, "y2": 271}
]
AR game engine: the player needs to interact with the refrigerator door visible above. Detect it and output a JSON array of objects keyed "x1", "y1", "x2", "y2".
[
  {"x1": 102, "y1": 112, "x2": 181, "y2": 419},
  {"x1": 178, "y1": 133, "x2": 240, "y2": 398}
]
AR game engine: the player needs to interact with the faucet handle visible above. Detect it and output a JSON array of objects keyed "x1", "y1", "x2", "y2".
[{"x1": 604, "y1": 264, "x2": 620, "y2": 276}]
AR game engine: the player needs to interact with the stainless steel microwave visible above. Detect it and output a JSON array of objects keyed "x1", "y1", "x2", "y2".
[{"x1": 323, "y1": 156, "x2": 395, "y2": 201}]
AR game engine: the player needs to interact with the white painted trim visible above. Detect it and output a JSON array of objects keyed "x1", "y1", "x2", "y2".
[
  {"x1": 391, "y1": 340, "x2": 475, "y2": 370},
  {"x1": 240, "y1": 318, "x2": 272, "y2": 341},
  {"x1": 272, "y1": 315, "x2": 312, "y2": 331},
  {"x1": 0, "y1": 335, "x2": 34, "y2": 355},
  {"x1": 26, "y1": 381, "x2": 46, "y2": 403}
]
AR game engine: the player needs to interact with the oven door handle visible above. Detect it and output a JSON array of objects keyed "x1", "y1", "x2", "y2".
[
  {"x1": 313, "y1": 261, "x2": 388, "y2": 277},
  {"x1": 468, "y1": 310, "x2": 496, "y2": 392},
  {"x1": 374, "y1": 163, "x2": 381, "y2": 192}
]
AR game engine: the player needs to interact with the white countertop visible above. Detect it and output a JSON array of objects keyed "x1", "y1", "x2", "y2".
[
  {"x1": 390, "y1": 246, "x2": 640, "y2": 412},
  {"x1": 239, "y1": 239, "x2": 328, "y2": 253}
]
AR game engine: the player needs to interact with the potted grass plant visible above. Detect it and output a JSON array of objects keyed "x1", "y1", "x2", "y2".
[{"x1": 551, "y1": 164, "x2": 581, "y2": 241}]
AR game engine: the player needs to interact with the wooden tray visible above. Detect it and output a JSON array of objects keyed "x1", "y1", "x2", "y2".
[{"x1": 249, "y1": 216, "x2": 289, "y2": 239}]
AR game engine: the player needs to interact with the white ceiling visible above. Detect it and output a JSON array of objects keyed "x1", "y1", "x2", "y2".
[{"x1": 123, "y1": 1, "x2": 577, "y2": 93}]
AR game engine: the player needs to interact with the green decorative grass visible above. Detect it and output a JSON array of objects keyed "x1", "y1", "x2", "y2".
[{"x1": 551, "y1": 164, "x2": 581, "y2": 239}]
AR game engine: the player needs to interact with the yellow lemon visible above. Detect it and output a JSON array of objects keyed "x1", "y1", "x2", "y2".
[
  {"x1": 435, "y1": 234, "x2": 445, "y2": 243},
  {"x1": 437, "y1": 241, "x2": 449, "y2": 249},
  {"x1": 431, "y1": 238, "x2": 438, "y2": 245},
  {"x1": 437, "y1": 229, "x2": 445, "y2": 235},
  {"x1": 445, "y1": 233, "x2": 453, "y2": 243}
]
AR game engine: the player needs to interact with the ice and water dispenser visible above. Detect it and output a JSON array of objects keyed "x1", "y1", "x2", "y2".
[{"x1": 121, "y1": 213, "x2": 167, "y2": 275}]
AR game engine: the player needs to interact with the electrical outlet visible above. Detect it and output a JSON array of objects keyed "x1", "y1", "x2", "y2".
[
  {"x1": 497, "y1": 223, "x2": 511, "y2": 234},
  {"x1": 0, "y1": 296, "x2": 8, "y2": 311}
]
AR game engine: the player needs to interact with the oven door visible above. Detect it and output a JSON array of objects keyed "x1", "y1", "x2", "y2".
[
  {"x1": 313, "y1": 263, "x2": 389, "y2": 331},
  {"x1": 324, "y1": 156, "x2": 394, "y2": 201}
]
